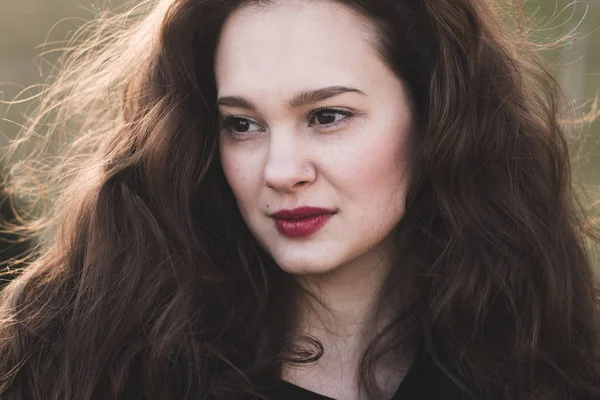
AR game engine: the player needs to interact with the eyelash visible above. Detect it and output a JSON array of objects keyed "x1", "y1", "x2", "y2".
[{"x1": 219, "y1": 107, "x2": 355, "y2": 138}]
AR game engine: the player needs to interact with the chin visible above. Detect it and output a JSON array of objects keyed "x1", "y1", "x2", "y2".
[{"x1": 274, "y1": 257, "x2": 340, "y2": 276}]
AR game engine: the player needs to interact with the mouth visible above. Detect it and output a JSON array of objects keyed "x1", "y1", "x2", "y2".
[{"x1": 272, "y1": 213, "x2": 335, "y2": 238}]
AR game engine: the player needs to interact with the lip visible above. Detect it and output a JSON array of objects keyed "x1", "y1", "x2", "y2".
[
  {"x1": 273, "y1": 214, "x2": 334, "y2": 238},
  {"x1": 270, "y1": 207, "x2": 336, "y2": 219},
  {"x1": 270, "y1": 207, "x2": 336, "y2": 238}
]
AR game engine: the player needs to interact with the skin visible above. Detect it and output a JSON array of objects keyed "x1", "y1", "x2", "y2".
[{"x1": 215, "y1": 1, "x2": 414, "y2": 398}]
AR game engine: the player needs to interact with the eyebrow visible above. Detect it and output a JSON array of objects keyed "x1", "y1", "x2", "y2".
[{"x1": 216, "y1": 86, "x2": 366, "y2": 110}]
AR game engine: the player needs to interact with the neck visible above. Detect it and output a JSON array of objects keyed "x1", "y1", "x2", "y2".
[
  {"x1": 291, "y1": 233, "x2": 410, "y2": 362},
  {"x1": 281, "y1": 237, "x2": 416, "y2": 399},
  {"x1": 295, "y1": 258, "x2": 393, "y2": 348}
]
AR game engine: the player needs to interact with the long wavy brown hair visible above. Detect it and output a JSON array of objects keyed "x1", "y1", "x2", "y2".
[{"x1": 1, "y1": 0, "x2": 600, "y2": 399}]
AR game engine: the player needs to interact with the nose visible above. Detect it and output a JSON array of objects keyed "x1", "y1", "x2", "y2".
[{"x1": 263, "y1": 131, "x2": 316, "y2": 194}]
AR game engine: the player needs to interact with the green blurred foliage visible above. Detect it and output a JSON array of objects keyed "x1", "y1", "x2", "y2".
[{"x1": 531, "y1": 0, "x2": 600, "y2": 186}]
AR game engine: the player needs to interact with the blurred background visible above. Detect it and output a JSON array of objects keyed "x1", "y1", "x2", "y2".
[{"x1": 0, "y1": 0, "x2": 599, "y2": 276}]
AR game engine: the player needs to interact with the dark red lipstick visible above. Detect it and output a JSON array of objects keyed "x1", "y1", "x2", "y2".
[{"x1": 270, "y1": 207, "x2": 336, "y2": 238}]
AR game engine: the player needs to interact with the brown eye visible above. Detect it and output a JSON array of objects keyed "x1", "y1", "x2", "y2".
[
  {"x1": 308, "y1": 108, "x2": 354, "y2": 129},
  {"x1": 231, "y1": 118, "x2": 251, "y2": 132},
  {"x1": 220, "y1": 116, "x2": 262, "y2": 137},
  {"x1": 316, "y1": 110, "x2": 338, "y2": 124}
]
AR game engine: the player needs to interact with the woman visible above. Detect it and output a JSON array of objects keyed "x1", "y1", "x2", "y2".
[{"x1": 0, "y1": 0, "x2": 599, "y2": 399}]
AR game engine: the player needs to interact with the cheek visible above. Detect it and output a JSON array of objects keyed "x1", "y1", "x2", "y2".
[
  {"x1": 339, "y1": 128, "x2": 411, "y2": 201},
  {"x1": 219, "y1": 148, "x2": 256, "y2": 207},
  {"x1": 345, "y1": 140, "x2": 410, "y2": 241}
]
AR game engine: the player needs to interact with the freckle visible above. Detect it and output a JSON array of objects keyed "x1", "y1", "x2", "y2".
[{"x1": 266, "y1": 204, "x2": 270, "y2": 209}]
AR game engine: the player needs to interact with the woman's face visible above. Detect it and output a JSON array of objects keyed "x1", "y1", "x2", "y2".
[{"x1": 215, "y1": 0, "x2": 413, "y2": 276}]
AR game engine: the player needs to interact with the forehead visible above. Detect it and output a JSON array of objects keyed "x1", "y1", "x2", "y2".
[{"x1": 214, "y1": 0, "x2": 383, "y2": 97}]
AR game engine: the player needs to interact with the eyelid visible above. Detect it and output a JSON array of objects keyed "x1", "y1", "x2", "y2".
[
  {"x1": 307, "y1": 107, "x2": 356, "y2": 130},
  {"x1": 219, "y1": 114, "x2": 264, "y2": 136}
]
